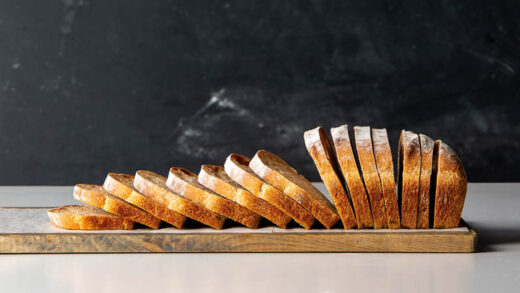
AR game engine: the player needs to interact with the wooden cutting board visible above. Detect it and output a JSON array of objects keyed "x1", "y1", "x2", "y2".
[{"x1": 0, "y1": 208, "x2": 477, "y2": 253}]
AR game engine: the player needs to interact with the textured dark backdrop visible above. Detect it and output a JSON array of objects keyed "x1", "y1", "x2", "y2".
[{"x1": 0, "y1": 1, "x2": 519, "y2": 184}]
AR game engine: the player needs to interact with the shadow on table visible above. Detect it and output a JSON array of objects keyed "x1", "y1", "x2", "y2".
[{"x1": 467, "y1": 221, "x2": 520, "y2": 252}]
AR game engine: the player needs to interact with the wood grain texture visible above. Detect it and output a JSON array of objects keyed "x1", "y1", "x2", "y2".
[
  {"x1": 304, "y1": 126, "x2": 357, "y2": 229},
  {"x1": 2, "y1": 208, "x2": 477, "y2": 253}
]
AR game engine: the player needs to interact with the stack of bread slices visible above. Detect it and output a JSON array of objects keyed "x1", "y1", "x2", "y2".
[{"x1": 49, "y1": 124, "x2": 467, "y2": 230}]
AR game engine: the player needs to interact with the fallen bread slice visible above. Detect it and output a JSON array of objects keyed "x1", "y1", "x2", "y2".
[
  {"x1": 397, "y1": 130, "x2": 421, "y2": 229},
  {"x1": 133, "y1": 170, "x2": 226, "y2": 229},
  {"x1": 101, "y1": 174, "x2": 163, "y2": 229},
  {"x1": 48, "y1": 205, "x2": 134, "y2": 230},
  {"x1": 250, "y1": 150, "x2": 340, "y2": 228},
  {"x1": 167, "y1": 167, "x2": 262, "y2": 228},
  {"x1": 432, "y1": 140, "x2": 468, "y2": 228},
  {"x1": 371, "y1": 128, "x2": 400, "y2": 229},
  {"x1": 74, "y1": 184, "x2": 162, "y2": 229},
  {"x1": 304, "y1": 126, "x2": 357, "y2": 229},
  {"x1": 198, "y1": 165, "x2": 292, "y2": 228},
  {"x1": 331, "y1": 125, "x2": 374, "y2": 228},
  {"x1": 354, "y1": 126, "x2": 388, "y2": 229},
  {"x1": 417, "y1": 134, "x2": 434, "y2": 229},
  {"x1": 224, "y1": 153, "x2": 315, "y2": 229},
  {"x1": 77, "y1": 182, "x2": 186, "y2": 229}
]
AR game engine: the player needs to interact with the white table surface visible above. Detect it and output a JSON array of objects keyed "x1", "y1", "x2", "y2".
[{"x1": 0, "y1": 183, "x2": 518, "y2": 293}]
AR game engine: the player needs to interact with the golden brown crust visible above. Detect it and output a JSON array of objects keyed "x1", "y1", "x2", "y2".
[
  {"x1": 133, "y1": 170, "x2": 226, "y2": 229},
  {"x1": 371, "y1": 128, "x2": 400, "y2": 229},
  {"x1": 433, "y1": 140, "x2": 468, "y2": 228},
  {"x1": 75, "y1": 183, "x2": 162, "y2": 229},
  {"x1": 417, "y1": 134, "x2": 434, "y2": 229},
  {"x1": 48, "y1": 205, "x2": 134, "y2": 230},
  {"x1": 198, "y1": 165, "x2": 291, "y2": 228},
  {"x1": 167, "y1": 167, "x2": 261, "y2": 228},
  {"x1": 304, "y1": 126, "x2": 356, "y2": 229},
  {"x1": 331, "y1": 125, "x2": 374, "y2": 228},
  {"x1": 354, "y1": 126, "x2": 388, "y2": 229},
  {"x1": 397, "y1": 130, "x2": 421, "y2": 229},
  {"x1": 73, "y1": 183, "x2": 187, "y2": 228},
  {"x1": 249, "y1": 150, "x2": 339, "y2": 228},
  {"x1": 224, "y1": 154, "x2": 315, "y2": 229}
]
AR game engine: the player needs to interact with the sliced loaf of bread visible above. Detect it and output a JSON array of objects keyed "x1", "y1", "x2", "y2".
[
  {"x1": 224, "y1": 153, "x2": 315, "y2": 229},
  {"x1": 331, "y1": 125, "x2": 374, "y2": 228},
  {"x1": 249, "y1": 150, "x2": 339, "y2": 228},
  {"x1": 167, "y1": 167, "x2": 262, "y2": 228},
  {"x1": 198, "y1": 165, "x2": 292, "y2": 228},
  {"x1": 133, "y1": 170, "x2": 226, "y2": 229}
]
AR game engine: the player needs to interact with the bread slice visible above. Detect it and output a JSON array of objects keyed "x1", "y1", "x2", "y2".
[
  {"x1": 304, "y1": 126, "x2": 357, "y2": 229},
  {"x1": 76, "y1": 182, "x2": 186, "y2": 229},
  {"x1": 249, "y1": 150, "x2": 340, "y2": 228},
  {"x1": 48, "y1": 205, "x2": 134, "y2": 230},
  {"x1": 353, "y1": 126, "x2": 388, "y2": 229},
  {"x1": 224, "y1": 153, "x2": 315, "y2": 229},
  {"x1": 331, "y1": 125, "x2": 374, "y2": 228},
  {"x1": 101, "y1": 174, "x2": 163, "y2": 229},
  {"x1": 167, "y1": 167, "x2": 262, "y2": 228},
  {"x1": 133, "y1": 170, "x2": 225, "y2": 229},
  {"x1": 432, "y1": 140, "x2": 468, "y2": 228},
  {"x1": 371, "y1": 128, "x2": 400, "y2": 229},
  {"x1": 417, "y1": 134, "x2": 434, "y2": 229},
  {"x1": 73, "y1": 184, "x2": 161, "y2": 229},
  {"x1": 74, "y1": 183, "x2": 161, "y2": 229},
  {"x1": 397, "y1": 130, "x2": 421, "y2": 229},
  {"x1": 198, "y1": 165, "x2": 292, "y2": 228}
]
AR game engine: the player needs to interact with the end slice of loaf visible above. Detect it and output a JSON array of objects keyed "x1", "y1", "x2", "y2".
[
  {"x1": 397, "y1": 130, "x2": 421, "y2": 229},
  {"x1": 102, "y1": 174, "x2": 163, "y2": 229},
  {"x1": 77, "y1": 182, "x2": 186, "y2": 229},
  {"x1": 167, "y1": 167, "x2": 261, "y2": 228},
  {"x1": 249, "y1": 150, "x2": 340, "y2": 228},
  {"x1": 354, "y1": 126, "x2": 388, "y2": 229},
  {"x1": 198, "y1": 165, "x2": 291, "y2": 228},
  {"x1": 371, "y1": 128, "x2": 400, "y2": 229},
  {"x1": 432, "y1": 140, "x2": 468, "y2": 228},
  {"x1": 417, "y1": 134, "x2": 434, "y2": 229},
  {"x1": 331, "y1": 125, "x2": 374, "y2": 228},
  {"x1": 224, "y1": 153, "x2": 315, "y2": 229},
  {"x1": 304, "y1": 126, "x2": 357, "y2": 229},
  {"x1": 48, "y1": 205, "x2": 134, "y2": 230},
  {"x1": 133, "y1": 170, "x2": 225, "y2": 229}
]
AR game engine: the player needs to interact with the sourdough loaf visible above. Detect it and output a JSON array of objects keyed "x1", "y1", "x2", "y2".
[
  {"x1": 198, "y1": 165, "x2": 292, "y2": 228},
  {"x1": 133, "y1": 170, "x2": 226, "y2": 229},
  {"x1": 371, "y1": 128, "x2": 400, "y2": 229},
  {"x1": 432, "y1": 140, "x2": 468, "y2": 228},
  {"x1": 249, "y1": 150, "x2": 339, "y2": 228},
  {"x1": 417, "y1": 134, "x2": 434, "y2": 229},
  {"x1": 304, "y1": 126, "x2": 356, "y2": 229},
  {"x1": 331, "y1": 125, "x2": 374, "y2": 228},
  {"x1": 224, "y1": 153, "x2": 315, "y2": 229},
  {"x1": 48, "y1": 205, "x2": 134, "y2": 230},
  {"x1": 167, "y1": 167, "x2": 262, "y2": 228},
  {"x1": 354, "y1": 126, "x2": 388, "y2": 229},
  {"x1": 397, "y1": 130, "x2": 421, "y2": 229}
]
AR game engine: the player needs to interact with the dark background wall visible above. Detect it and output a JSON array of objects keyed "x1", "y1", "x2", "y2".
[{"x1": 0, "y1": 0, "x2": 519, "y2": 184}]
